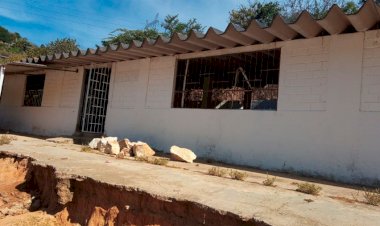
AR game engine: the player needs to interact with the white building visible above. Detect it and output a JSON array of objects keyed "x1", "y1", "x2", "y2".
[{"x1": 1, "y1": 1, "x2": 380, "y2": 185}]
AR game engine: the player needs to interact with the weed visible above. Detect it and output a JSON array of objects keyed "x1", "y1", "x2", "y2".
[
  {"x1": 229, "y1": 170, "x2": 248, "y2": 181},
  {"x1": 0, "y1": 135, "x2": 15, "y2": 145},
  {"x1": 363, "y1": 188, "x2": 380, "y2": 206},
  {"x1": 351, "y1": 190, "x2": 361, "y2": 202},
  {"x1": 135, "y1": 156, "x2": 148, "y2": 162},
  {"x1": 296, "y1": 182, "x2": 322, "y2": 195},
  {"x1": 262, "y1": 173, "x2": 277, "y2": 186},
  {"x1": 135, "y1": 156, "x2": 169, "y2": 166},
  {"x1": 208, "y1": 167, "x2": 227, "y2": 177},
  {"x1": 80, "y1": 146, "x2": 92, "y2": 152},
  {"x1": 151, "y1": 158, "x2": 169, "y2": 166}
]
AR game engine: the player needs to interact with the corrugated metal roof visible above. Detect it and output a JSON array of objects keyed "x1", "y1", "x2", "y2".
[{"x1": 20, "y1": 0, "x2": 380, "y2": 67}]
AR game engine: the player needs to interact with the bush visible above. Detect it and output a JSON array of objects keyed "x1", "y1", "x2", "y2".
[
  {"x1": 208, "y1": 167, "x2": 227, "y2": 177},
  {"x1": 151, "y1": 158, "x2": 169, "y2": 166},
  {"x1": 135, "y1": 156, "x2": 169, "y2": 166},
  {"x1": 363, "y1": 188, "x2": 380, "y2": 206},
  {"x1": 0, "y1": 135, "x2": 15, "y2": 145},
  {"x1": 80, "y1": 146, "x2": 92, "y2": 152},
  {"x1": 296, "y1": 182, "x2": 322, "y2": 195},
  {"x1": 262, "y1": 173, "x2": 277, "y2": 186},
  {"x1": 229, "y1": 170, "x2": 248, "y2": 181}
]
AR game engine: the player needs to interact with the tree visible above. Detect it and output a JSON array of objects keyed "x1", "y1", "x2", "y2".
[
  {"x1": 283, "y1": 0, "x2": 360, "y2": 21},
  {"x1": 44, "y1": 38, "x2": 79, "y2": 54},
  {"x1": 102, "y1": 28, "x2": 160, "y2": 46},
  {"x1": 102, "y1": 14, "x2": 205, "y2": 46},
  {"x1": 229, "y1": 1, "x2": 282, "y2": 28},
  {"x1": 229, "y1": 0, "x2": 361, "y2": 29},
  {"x1": 161, "y1": 14, "x2": 204, "y2": 37}
]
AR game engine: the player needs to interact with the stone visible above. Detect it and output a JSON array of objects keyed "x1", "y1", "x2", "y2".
[
  {"x1": 105, "y1": 140, "x2": 120, "y2": 155},
  {"x1": 89, "y1": 138, "x2": 101, "y2": 149},
  {"x1": 132, "y1": 142, "x2": 155, "y2": 157},
  {"x1": 170, "y1": 146, "x2": 197, "y2": 163},
  {"x1": 116, "y1": 148, "x2": 132, "y2": 159},
  {"x1": 97, "y1": 137, "x2": 118, "y2": 152}
]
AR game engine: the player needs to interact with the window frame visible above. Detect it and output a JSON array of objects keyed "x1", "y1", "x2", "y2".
[{"x1": 23, "y1": 74, "x2": 46, "y2": 107}]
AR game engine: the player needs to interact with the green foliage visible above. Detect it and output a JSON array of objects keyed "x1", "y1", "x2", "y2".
[
  {"x1": 0, "y1": 26, "x2": 21, "y2": 43},
  {"x1": 102, "y1": 28, "x2": 160, "y2": 46},
  {"x1": 229, "y1": 1, "x2": 282, "y2": 28},
  {"x1": 161, "y1": 14, "x2": 204, "y2": 37},
  {"x1": 43, "y1": 38, "x2": 79, "y2": 54},
  {"x1": 230, "y1": 0, "x2": 362, "y2": 29},
  {"x1": 102, "y1": 14, "x2": 204, "y2": 46}
]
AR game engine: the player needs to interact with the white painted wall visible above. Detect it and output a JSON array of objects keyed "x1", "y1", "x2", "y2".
[
  {"x1": 0, "y1": 68, "x2": 84, "y2": 136},
  {"x1": 105, "y1": 32, "x2": 380, "y2": 185},
  {"x1": 1, "y1": 31, "x2": 380, "y2": 184}
]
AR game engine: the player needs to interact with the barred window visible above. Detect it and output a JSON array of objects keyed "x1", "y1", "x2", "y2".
[
  {"x1": 172, "y1": 49, "x2": 280, "y2": 110},
  {"x1": 24, "y1": 74, "x2": 45, "y2": 107}
]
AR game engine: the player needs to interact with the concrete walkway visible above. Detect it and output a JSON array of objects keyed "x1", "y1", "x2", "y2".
[{"x1": 0, "y1": 134, "x2": 379, "y2": 226}]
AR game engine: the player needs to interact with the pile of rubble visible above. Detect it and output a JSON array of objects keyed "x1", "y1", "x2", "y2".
[{"x1": 88, "y1": 137, "x2": 197, "y2": 163}]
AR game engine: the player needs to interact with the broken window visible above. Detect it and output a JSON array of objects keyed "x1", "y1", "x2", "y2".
[
  {"x1": 173, "y1": 49, "x2": 280, "y2": 110},
  {"x1": 23, "y1": 74, "x2": 45, "y2": 107}
]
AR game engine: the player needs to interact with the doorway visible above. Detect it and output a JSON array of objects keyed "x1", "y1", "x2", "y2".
[{"x1": 79, "y1": 67, "x2": 111, "y2": 133}]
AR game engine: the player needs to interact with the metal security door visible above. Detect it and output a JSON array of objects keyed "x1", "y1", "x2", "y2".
[{"x1": 81, "y1": 67, "x2": 111, "y2": 133}]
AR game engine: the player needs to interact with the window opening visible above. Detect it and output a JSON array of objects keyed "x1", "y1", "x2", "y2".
[
  {"x1": 24, "y1": 74, "x2": 45, "y2": 107},
  {"x1": 173, "y1": 48, "x2": 280, "y2": 110}
]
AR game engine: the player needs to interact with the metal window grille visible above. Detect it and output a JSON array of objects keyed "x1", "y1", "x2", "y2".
[
  {"x1": 80, "y1": 67, "x2": 111, "y2": 133},
  {"x1": 24, "y1": 74, "x2": 45, "y2": 107},
  {"x1": 173, "y1": 49, "x2": 280, "y2": 110}
]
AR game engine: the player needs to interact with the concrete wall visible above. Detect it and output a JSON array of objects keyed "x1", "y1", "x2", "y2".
[
  {"x1": 1, "y1": 31, "x2": 380, "y2": 184},
  {"x1": 0, "y1": 68, "x2": 84, "y2": 136},
  {"x1": 105, "y1": 31, "x2": 380, "y2": 185}
]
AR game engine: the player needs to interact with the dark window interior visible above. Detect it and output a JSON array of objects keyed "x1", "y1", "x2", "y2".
[
  {"x1": 24, "y1": 74, "x2": 45, "y2": 107},
  {"x1": 173, "y1": 49, "x2": 281, "y2": 110}
]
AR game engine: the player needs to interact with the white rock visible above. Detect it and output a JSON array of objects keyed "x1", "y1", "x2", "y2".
[
  {"x1": 105, "y1": 140, "x2": 120, "y2": 155},
  {"x1": 170, "y1": 146, "x2": 197, "y2": 163},
  {"x1": 97, "y1": 137, "x2": 117, "y2": 152},
  {"x1": 88, "y1": 138, "x2": 101, "y2": 149},
  {"x1": 133, "y1": 142, "x2": 155, "y2": 157}
]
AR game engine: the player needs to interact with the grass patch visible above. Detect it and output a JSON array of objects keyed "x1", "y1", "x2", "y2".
[
  {"x1": 208, "y1": 167, "x2": 227, "y2": 177},
  {"x1": 229, "y1": 170, "x2": 248, "y2": 181},
  {"x1": 363, "y1": 188, "x2": 380, "y2": 206},
  {"x1": 80, "y1": 146, "x2": 92, "y2": 152},
  {"x1": 262, "y1": 173, "x2": 277, "y2": 186},
  {"x1": 135, "y1": 156, "x2": 169, "y2": 166},
  {"x1": 150, "y1": 158, "x2": 169, "y2": 166},
  {"x1": 296, "y1": 182, "x2": 322, "y2": 195},
  {"x1": 0, "y1": 134, "x2": 16, "y2": 145}
]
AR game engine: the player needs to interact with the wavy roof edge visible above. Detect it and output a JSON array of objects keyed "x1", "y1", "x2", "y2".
[{"x1": 18, "y1": 0, "x2": 380, "y2": 66}]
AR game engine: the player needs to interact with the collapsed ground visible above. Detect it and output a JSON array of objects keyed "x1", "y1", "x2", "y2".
[{"x1": 0, "y1": 134, "x2": 379, "y2": 226}]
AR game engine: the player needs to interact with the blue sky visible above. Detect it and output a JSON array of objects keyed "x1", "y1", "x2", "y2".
[{"x1": 0, "y1": 0, "x2": 247, "y2": 49}]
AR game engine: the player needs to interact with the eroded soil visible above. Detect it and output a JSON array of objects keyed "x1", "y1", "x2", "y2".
[{"x1": 0, "y1": 154, "x2": 259, "y2": 226}]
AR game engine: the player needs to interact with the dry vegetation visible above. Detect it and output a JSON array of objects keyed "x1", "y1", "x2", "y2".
[
  {"x1": 135, "y1": 156, "x2": 169, "y2": 166},
  {"x1": 262, "y1": 173, "x2": 277, "y2": 186},
  {"x1": 208, "y1": 167, "x2": 227, "y2": 177},
  {"x1": 229, "y1": 170, "x2": 248, "y2": 181},
  {"x1": 363, "y1": 188, "x2": 380, "y2": 206},
  {"x1": 80, "y1": 146, "x2": 92, "y2": 152},
  {"x1": 296, "y1": 182, "x2": 322, "y2": 195},
  {"x1": 0, "y1": 135, "x2": 16, "y2": 145}
]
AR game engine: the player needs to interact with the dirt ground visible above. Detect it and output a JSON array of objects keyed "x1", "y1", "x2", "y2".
[{"x1": 0, "y1": 133, "x2": 379, "y2": 226}]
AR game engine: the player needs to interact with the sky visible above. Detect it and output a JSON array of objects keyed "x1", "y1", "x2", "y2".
[{"x1": 0, "y1": 0, "x2": 247, "y2": 49}]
